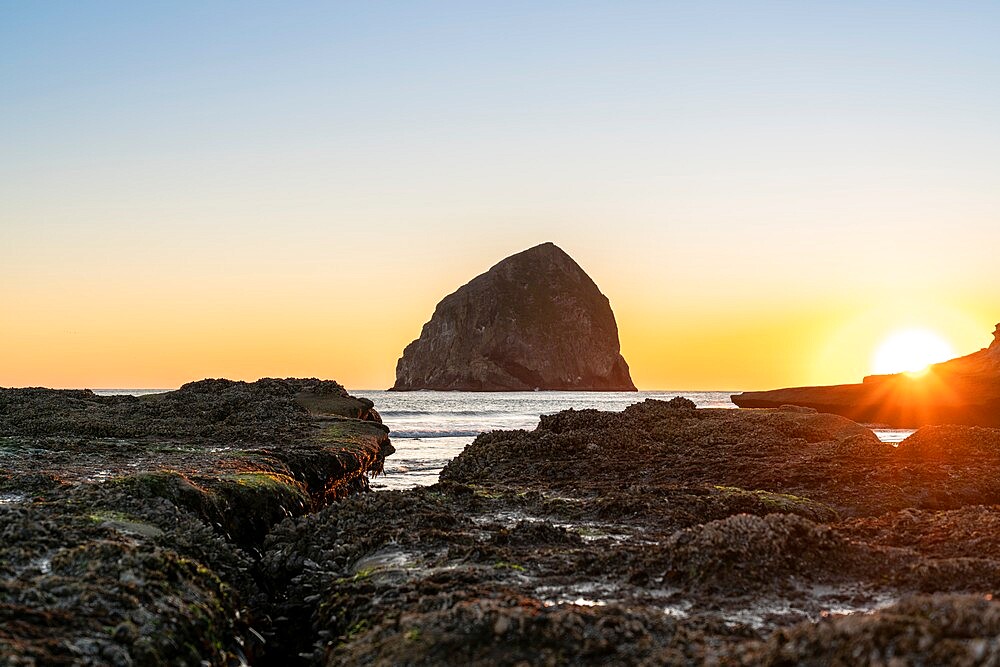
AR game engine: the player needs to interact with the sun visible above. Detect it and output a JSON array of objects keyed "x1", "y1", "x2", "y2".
[{"x1": 871, "y1": 328, "x2": 956, "y2": 376}]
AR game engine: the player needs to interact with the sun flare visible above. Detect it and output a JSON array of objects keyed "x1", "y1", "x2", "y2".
[{"x1": 872, "y1": 328, "x2": 956, "y2": 376}]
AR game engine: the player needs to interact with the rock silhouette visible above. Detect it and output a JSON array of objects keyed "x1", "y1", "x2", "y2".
[
  {"x1": 732, "y1": 322, "x2": 1000, "y2": 427},
  {"x1": 392, "y1": 242, "x2": 636, "y2": 391}
]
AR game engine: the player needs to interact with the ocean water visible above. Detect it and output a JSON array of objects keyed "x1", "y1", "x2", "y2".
[
  {"x1": 354, "y1": 391, "x2": 916, "y2": 490},
  {"x1": 360, "y1": 390, "x2": 739, "y2": 490},
  {"x1": 93, "y1": 388, "x2": 914, "y2": 490}
]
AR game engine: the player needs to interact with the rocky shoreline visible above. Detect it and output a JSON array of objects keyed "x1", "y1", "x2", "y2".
[
  {"x1": 264, "y1": 399, "x2": 1000, "y2": 664},
  {"x1": 5, "y1": 386, "x2": 1000, "y2": 664},
  {"x1": 0, "y1": 379, "x2": 392, "y2": 665}
]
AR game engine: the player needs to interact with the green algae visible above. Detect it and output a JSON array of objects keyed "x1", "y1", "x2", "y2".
[
  {"x1": 294, "y1": 391, "x2": 367, "y2": 418},
  {"x1": 314, "y1": 419, "x2": 387, "y2": 447},
  {"x1": 712, "y1": 485, "x2": 840, "y2": 522},
  {"x1": 471, "y1": 485, "x2": 505, "y2": 499},
  {"x1": 346, "y1": 619, "x2": 370, "y2": 639},
  {"x1": 87, "y1": 510, "x2": 164, "y2": 538},
  {"x1": 495, "y1": 561, "x2": 526, "y2": 572}
]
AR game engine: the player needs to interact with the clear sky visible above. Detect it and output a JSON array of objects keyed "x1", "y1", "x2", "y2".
[{"x1": 2, "y1": 1, "x2": 999, "y2": 390}]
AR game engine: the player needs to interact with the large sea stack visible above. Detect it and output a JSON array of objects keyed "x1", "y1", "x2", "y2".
[
  {"x1": 392, "y1": 242, "x2": 636, "y2": 391},
  {"x1": 732, "y1": 323, "x2": 1000, "y2": 427}
]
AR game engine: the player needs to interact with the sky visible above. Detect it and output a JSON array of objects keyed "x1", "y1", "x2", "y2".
[{"x1": 2, "y1": 1, "x2": 999, "y2": 390}]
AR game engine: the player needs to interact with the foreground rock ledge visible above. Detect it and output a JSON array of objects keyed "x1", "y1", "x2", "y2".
[
  {"x1": 11, "y1": 390, "x2": 1000, "y2": 665},
  {"x1": 392, "y1": 242, "x2": 636, "y2": 391},
  {"x1": 0, "y1": 378, "x2": 392, "y2": 665},
  {"x1": 265, "y1": 399, "x2": 1000, "y2": 665},
  {"x1": 732, "y1": 322, "x2": 1000, "y2": 428}
]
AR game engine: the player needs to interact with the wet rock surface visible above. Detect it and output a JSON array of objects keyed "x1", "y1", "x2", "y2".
[
  {"x1": 10, "y1": 390, "x2": 1000, "y2": 664},
  {"x1": 732, "y1": 322, "x2": 1000, "y2": 428},
  {"x1": 264, "y1": 400, "x2": 1000, "y2": 665},
  {"x1": 0, "y1": 378, "x2": 391, "y2": 665},
  {"x1": 391, "y1": 242, "x2": 636, "y2": 391}
]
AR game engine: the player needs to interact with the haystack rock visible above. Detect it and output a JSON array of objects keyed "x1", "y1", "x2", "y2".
[
  {"x1": 732, "y1": 323, "x2": 1000, "y2": 428},
  {"x1": 391, "y1": 242, "x2": 636, "y2": 391}
]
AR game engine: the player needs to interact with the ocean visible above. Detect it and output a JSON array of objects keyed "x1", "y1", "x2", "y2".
[{"x1": 94, "y1": 389, "x2": 914, "y2": 490}]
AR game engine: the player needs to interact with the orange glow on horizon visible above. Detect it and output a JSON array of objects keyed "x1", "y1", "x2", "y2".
[{"x1": 1, "y1": 240, "x2": 997, "y2": 392}]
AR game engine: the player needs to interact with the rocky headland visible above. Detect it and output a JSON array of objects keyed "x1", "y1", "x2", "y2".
[
  {"x1": 7, "y1": 384, "x2": 1000, "y2": 664},
  {"x1": 732, "y1": 323, "x2": 1000, "y2": 428},
  {"x1": 391, "y1": 242, "x2": 636, "y2": 391}
]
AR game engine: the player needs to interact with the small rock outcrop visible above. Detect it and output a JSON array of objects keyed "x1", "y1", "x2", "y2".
[
  {"x1": 392, "y1": 242, "x2": 636, "y2": 391},
  {"x1": 732, "y1": 322, "x2": 1000, "y2": 428}
]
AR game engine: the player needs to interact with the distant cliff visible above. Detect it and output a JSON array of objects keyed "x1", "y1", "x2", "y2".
[
  {"x1": 732, "y1": 323, "x2": 1000, "y2": 428},
  {"x1": 391, "y1": 242, "x2": 636, "y2": 391}
]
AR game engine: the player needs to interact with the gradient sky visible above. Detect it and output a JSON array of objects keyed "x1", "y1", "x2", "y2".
[{"x1": 3, "y1": 1, "x2": 999, "y2": 390}]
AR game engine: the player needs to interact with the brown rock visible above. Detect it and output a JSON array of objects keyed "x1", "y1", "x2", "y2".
[{"x1": 391, "y1": 242, "x2": 636, "y2": 391}]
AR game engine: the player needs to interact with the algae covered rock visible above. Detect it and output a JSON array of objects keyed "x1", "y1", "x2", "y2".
[
  {"x1": 260, "y1": 400, "x2": 1000, "y2": 664},
  {"x1": 392, "y1": 242, "x2": 636, "y2": 391},
  {"x1": 751, "y1": 595, "x2": 1000, "y2": 665},
  {"x1": 441, "y1": 398, "x2": 895, "y2": 516},
  {"x1": 13, "y1": 382, "x2": 1000, "y2": 665},
  {"x1": 0, "y1": 378, "x2": 392, "y2": 665}
]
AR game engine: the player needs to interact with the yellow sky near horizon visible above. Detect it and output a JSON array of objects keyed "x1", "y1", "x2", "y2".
[{"x1": 3, "y1": 235, "x2": 997, "y2": 391}]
